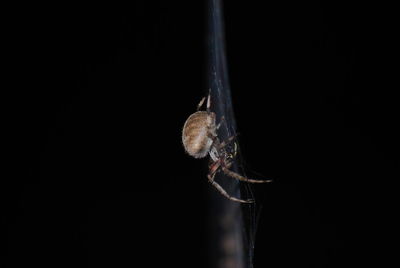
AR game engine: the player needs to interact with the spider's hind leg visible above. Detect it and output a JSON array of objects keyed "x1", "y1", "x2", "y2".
[
  {"x1": 197, "y1": 97, "x2": 206, "y2": 111},
  {"x1": 206, "y1": 93, "x2": 211, "y2": 112}
]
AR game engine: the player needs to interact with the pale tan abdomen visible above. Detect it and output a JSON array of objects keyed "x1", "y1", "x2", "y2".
[{"x1": 182, "y1": 111, "x2": 215, "y2": 158}]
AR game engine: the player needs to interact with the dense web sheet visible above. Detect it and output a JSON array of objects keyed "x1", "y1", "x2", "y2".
[{"x1": 206, "y1": 1, "x2": 260, "y2": 267}]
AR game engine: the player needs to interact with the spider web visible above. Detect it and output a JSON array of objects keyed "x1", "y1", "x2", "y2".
[{"x1": 205, "y1": 1, "x2": 263, "y2": 267}]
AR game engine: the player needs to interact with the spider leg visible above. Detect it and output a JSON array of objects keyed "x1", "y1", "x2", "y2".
[
  {"x1": 207, "y1": 160, "x2": 253, "y2": 203},
  {"x1": 225, "y1": 160, "x2": 233, "y2": 169},
  {"x1": 221, "y1": 166, "x2": 272, "y2": 184},
  {"x1": 209, "y1": 159, "x2": 221, "y2": 175},
  {"x1": 197, "y1": 97, "x2": 206, "y2": 111},
  {"x1": 206, "y1": 92, "x2": 211, "y2": 113},
  {"x1": 207, "y1": 173, "x2": 254, "y2": 203},
  {"x1": 217, "y1": 135, "x2": 237, "y2": 150},
  {"x1": 216, "y1": 116, "x2": 225, "y2": 130}
]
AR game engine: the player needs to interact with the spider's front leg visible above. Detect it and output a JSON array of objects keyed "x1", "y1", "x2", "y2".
[
  {"x1": 221, "y1": 165, "x2": 272, "y2": 184},
  {"x1": 207, "y1": 174, "x2": 253, "y2": 203},
  {"x1": 207, "y1": 159, "x2": 253, "y2": 204}
]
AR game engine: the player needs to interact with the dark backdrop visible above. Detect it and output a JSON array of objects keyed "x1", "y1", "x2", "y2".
[{"x1": 3, "y1": 1, "x2": 397, "y2": 267}]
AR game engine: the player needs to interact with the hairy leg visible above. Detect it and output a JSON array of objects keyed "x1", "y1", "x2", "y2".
[
  {"x1": 206, "y1": 93, "x2": 211, "y2": 112},
  {"x1": 221, "y1": 166, "x2": 272, "y2": 184},
  {"x1": 207, "y1": 174, "x2": 253, "y2": 203},
  {"x1": 197, "y1": 97, "x2": 206, "y2": 111}
]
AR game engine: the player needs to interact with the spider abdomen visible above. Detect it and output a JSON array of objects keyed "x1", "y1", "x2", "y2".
[{"x1": 182, "y1": 111, "x2": 216, "y2": 158}]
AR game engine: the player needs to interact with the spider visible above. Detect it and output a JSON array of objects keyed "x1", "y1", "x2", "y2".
[{"x1": 182, "y1": 94, "x2": 271, "y2": 203}]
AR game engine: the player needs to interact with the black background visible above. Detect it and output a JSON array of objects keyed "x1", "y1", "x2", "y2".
[{"x1": 2, "y1": 1, "x2": 398, "y2": 267}]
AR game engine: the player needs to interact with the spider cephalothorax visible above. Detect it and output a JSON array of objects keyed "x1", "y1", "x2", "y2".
[{"x1": 182, "y1": 94, "x2": 271, "y2": 203}]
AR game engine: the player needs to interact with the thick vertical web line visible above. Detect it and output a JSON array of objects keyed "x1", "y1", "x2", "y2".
[{"x1": 206, "y1": 1, "x2": 257, "y2": 268}]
